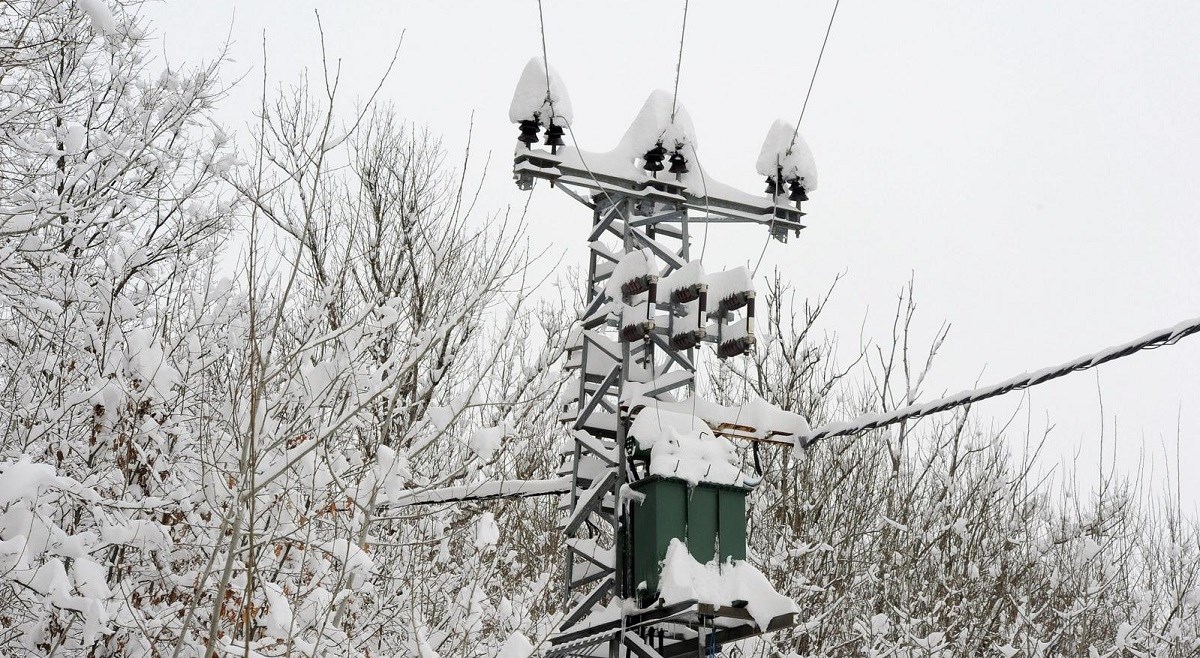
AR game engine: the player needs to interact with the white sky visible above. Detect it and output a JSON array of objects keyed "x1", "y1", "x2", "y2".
[{"x1": 144, "y1": 1, "x2": 1200, "y2": 510}]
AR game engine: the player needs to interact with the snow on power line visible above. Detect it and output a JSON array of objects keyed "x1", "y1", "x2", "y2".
[
  {"x1": 384, "y1": 476, "x2": 572, "y2": 507},
  {"x1": 797, "y1": 314, "x2": 1200, "y2": 449}
]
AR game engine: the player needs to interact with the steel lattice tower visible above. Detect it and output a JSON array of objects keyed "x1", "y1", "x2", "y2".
[{"x1": 514, "y1": 95, "x2": 809, "y2": 657}]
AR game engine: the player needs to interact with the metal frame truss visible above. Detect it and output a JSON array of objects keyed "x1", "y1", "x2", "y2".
[{"x1": 520, "y1": 144, "x2": 804, "y2": 657}]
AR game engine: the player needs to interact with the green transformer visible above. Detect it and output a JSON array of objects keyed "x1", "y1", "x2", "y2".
[{"x1": 629, "y1": 475, "x2": 749, "y2": 606}]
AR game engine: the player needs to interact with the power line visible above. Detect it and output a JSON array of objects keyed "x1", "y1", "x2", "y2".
[
  {"x1": 789, "y1": 0, "x2": 841, "y2": 148},
  {"x1": 796, "y1": 314, "x2": 1200, "y2": 448},
  {"x1": 751, "y1": 224, "x2": 773, "y2": 276},
  {"x1": 670, "y1": 0, "x2": 690, "y2": 123},
  {"x1": 753, "y1": 2, "x2": 842, "y2": 277},
  {"x1": 387, "y1": 313, "x2": 1200, "y2": 503},
  {"x1": 537, "y1": 0, "x2": 553, "y2": 110}
]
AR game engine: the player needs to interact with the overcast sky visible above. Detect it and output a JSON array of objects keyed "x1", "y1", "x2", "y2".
[{"x1": 144, "y1": 1, "x2": 1200, "y2": 509}]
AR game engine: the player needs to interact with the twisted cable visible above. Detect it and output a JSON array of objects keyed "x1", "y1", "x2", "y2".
[{"x1": 798, "y1": 315, "x2": 1200, "y2": 448}]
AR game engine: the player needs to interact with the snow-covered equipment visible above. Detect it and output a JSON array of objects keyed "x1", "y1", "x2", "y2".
[
  {"x1": 517, "y1": 119, "x2": 540, "y2": 147},
  {"x1": 757, "y1": 118, "x2": 817, "y2": 210},
  {"x1": 509, "y1": 57, "x2": 573, "y2": 127},
  {"x1": 717, "y1": 319, "x2": 754, "y2": 360},
  {"x1": 657, "y1": 262, "x2": 709, "y2": 351},
  {"x1": 704, "y1": 266, "x2": 757, "y2": 360},
  {"x1": 497, "y1": 17, "x2": 1200, "y2": 653},
  {"x1": 660, "y1": 260, "x2": 706, "y2": 304},
  {"x1": 511, "y1": 80, "x2": 809, "y2": 241},
  {"x1": 621, "y1": 411, "x2": 801, "y2": 623},
  {"x1": 642, "y1": 143, "x2": 667, "y2": 174},
  {"x1": 511, "y1": 57, "x2": 812, "y2": 657},
  {"x1": 510, "y1": 57, "x2": 574, "y2": 188},
  {"x1": 619, "y1": 303, "x2": 654, "y2": 343},
  {"x1": 707, "y1": 266, "x2": 753, "y2": 313},
  {"x1": 629, "y1": 475, "x2": 748, "y2": 606},
  {"x1": 668, "y1": 150, "x2": 689, "y2": 176},
  {"x1": 788, "y1": 177, "x2": 809, "y2": 202},
  {"x1": 607, "y1": 249, "x2": 656, "y2": 298},
  {"x1": 543, "y1": 121, "x2": 565, "y2": 151}
]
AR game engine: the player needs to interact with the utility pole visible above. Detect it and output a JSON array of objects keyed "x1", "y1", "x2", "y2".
[{"x1": 511, "y1": 59, "x2": 814, "y2": 658}]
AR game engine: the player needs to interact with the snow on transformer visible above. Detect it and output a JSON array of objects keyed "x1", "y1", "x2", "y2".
[{"x1": 623, "y1": 413, "x2": 798, "y2": 627}]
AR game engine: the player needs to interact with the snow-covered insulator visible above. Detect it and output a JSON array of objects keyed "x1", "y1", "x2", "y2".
[
  {"x1": 756, "y1": 119, "x2": 818, "y2": 193},
  {"x1": 764, "y1": 176, "x2": 782, "y2": 196},
  {"x1": 718, "y1": 290, "x2": 754, "y2": 314},
  {"x1": 668, "y1": 151, "x2": 689, "y2": 176},
  {"x1": 718, "y1": 335, "x2": 755, "y2": 359},
  {"x1": 788, "y1": 178, "x2": 809, "y2": 203},
  {"x1": 620, "y1": 274, "x2": 657, "y2": 298},
  {"x1": 671, "y1": 282, "x2": 706, "y2": 305},
  {"x1": 543, "y1": 121, "x2": 565, "y2": 151},
  {"x1": 642, "y1": 143, "x2": 667, "y2": 174},
  {"x1": 619, "y1": 301, "x2": 654, "y2": 342},
  {"x1": 670, "y1": 329, "x2": 704, "y2": 350},
  {"x1": 705, "y1": 267, "x2": 753, "y2": 316},
  {"x1": 621, "y1": 320, "x2": 654, "y2": 343},
  {"x1": 518, "y1": 119, "x2": 541, "y2": 147}
]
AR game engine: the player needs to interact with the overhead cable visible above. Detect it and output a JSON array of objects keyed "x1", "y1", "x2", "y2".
[
  {"x1": 797, "y1": 315, "x2": 1200, "y2": 448},
  {"x1": 670, "y1": 0, "x2": 691, "y2": 123},
  {"x1": 789, "y1": 0, "x2": 841, "y2": 149}
]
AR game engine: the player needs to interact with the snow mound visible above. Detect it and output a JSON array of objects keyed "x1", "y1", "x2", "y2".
[
  {"x1": 629, "y1": 408, "x2": 707, "y2": 450},
  {"x1": 63, "y1": 123, "x2": 86, "y2": 153},
  {"x1": 497, "y1": 631, "x2": 535, "y2": 658},
  {"x1": 659, "y1": 539, "x2": 798, "y2": 631},
  {"x1": 375, "y1": 444, "x2": 410, "y2": 504},
  {"x1": 0, "y1": 458, "x2": 60, "y2": 505},
  {"x1": 475, "y1": 512, "x2": 500, "y2": 550},
  {"x1": 619, "y1": 301, "x2": 649, "y2": 327},
  {"x1": 738, "y1": 397, "x2": 810, "y2": 438},
  {"x1": 629, "y1": 396, "x2": 810, "y2": 448},
  {"x1": 615, "y1": 89, "x2": 698, "y2": 157},
  {"x1": 656, "y1": 260, "x2": 706, "y2": 302},
  {"x1": 605, "y1": 248, "x2": 655, "y2": 299},
  {"x1": 122, "y1": 328, "x2": 181, "y2": 399},
  {"x1": 468, "y1": 423, "x2": 510, "y2": 461},
  {"x1": 647, "y1": 426, "x2": 741, "y2": 486},
  {"x1": 509, "y1": 57, "x2": 573, "y2": 125},
  {"x1": 705, "y1": 266, "x2": 754, "y2": 307},
  {"x1": 262, "y1": 583, "x2": 294, "y2": 639},
  {"x1": 320, "y1": 539, "x2": 374, "y2": 578},
  {"x1": 77, "y1": 0, "x2": 116, "y2": 35},
  {"x1": 755, "y1": 119, "x2": 818, "y2": 191}
]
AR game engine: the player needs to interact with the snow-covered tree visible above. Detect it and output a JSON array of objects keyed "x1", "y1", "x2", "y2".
[
  {"x1": 0, "y1": 2, "x2": 568, "y2": 656},
  {"x1": 1, "y1": 3, "x2": 1196, "y2": 658},
  {"x1": 1, "y1": 1, "x2": 232, "y2": 651},
  {"x1": 715, "y1": 279, "x2": 1200, "y2": 657}
]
